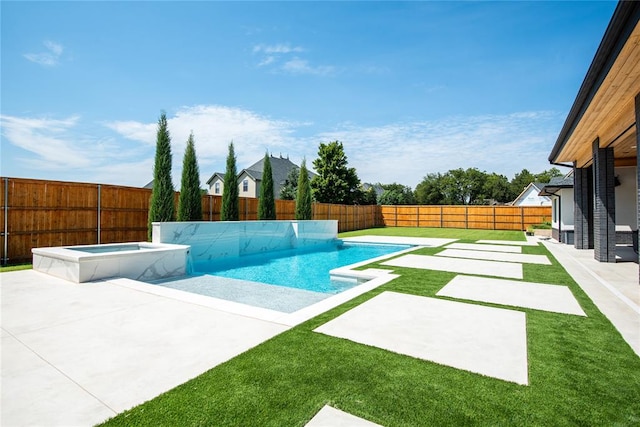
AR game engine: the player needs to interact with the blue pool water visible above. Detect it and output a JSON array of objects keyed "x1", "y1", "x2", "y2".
[{"x1": 193, "y1": 241, "x2": 411, "y2": 294}]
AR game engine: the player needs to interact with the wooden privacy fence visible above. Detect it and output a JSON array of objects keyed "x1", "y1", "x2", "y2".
[
  {"x1": 0, "y1": 177, "x2": 383, "y2": 265},
  {"x1": 0, "y1": 177, "x2": 550, "y2": 265},
  {"x1": 380, "y1": 205, "x2": 551, "y2": 231}
]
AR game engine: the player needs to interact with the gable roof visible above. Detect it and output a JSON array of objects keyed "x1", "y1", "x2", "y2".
[
  {"x1": 206, "y1": 172, "x2": 225, "y2": 185},
  {"x1": 205, "y1": 155, "x2": 316, "y2": 198},
  {"x1": 511, "y1": 182, "x2": 550, "y2": 205},
  {"x1": 243, "y1": 155, "x2": 315, "y2": 186}
]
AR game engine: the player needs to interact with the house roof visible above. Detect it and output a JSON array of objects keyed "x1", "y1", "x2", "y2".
[
  {"x1": 205, "y1": 155, "x2": 316, "y2": 198},
  {"x1": 538, "y1": 175, "x2": 575, "y2": 197},
  {"x1": 205, "y1": 172, "x2": 225, "y2": 186},
  {"x1": 242, "y1": 155, "x2": 316, "y2": 186},
  {"x1": 548, "y1": 1, "x2": 639, "y2": 168},
  {"x1": 511, "y1": 182, "x2": 550, "y2": 205}
]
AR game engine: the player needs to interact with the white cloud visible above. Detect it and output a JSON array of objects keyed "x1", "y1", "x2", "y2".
[
  {"x1": 252, "y1": 43, "x2": 334, "y2": 76},
  {"x1": 1, "y1": 107, "x2": 563, "y2": 190},
  {"x1": 1, "y1": 114, "x2": 154, "y2": 185},
  {"x1": 314, "y1": 111, "x2": 564, "y2": 187},
  {"x1": 282, "y1": 58, "x2": 336, "y2": 76},
  {"x1": 23, "y1": 40, "x2": 64, "y2": 67},
  {"x1": 253, "y1": 44, "x2": 304, "y2": 54}
]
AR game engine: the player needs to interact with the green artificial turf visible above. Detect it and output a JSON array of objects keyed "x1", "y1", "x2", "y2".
[
  {"x1": 100, "y1": 227, "x2": 640, "y2": 427},
  {"x1": 0, "y1": 263, "x2": 32, "y2": 273},
  {"x1": 340, "y1": 226, "x2": 527, "y2": 241}
]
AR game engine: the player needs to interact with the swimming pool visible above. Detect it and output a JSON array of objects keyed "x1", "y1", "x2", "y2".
[
  {"x1": 194, "y1": 241, "x2": 411, "y2": 294},
  {"x1": 148, "y1": 241, "x2": 412, "y2": 313}
]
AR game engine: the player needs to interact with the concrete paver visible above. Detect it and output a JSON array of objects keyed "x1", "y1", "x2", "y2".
[
  {"x1": 315, "y1": 291, "x2": 528, "y2": 385},
  {"x1": 1, "y1": 270, "x2": 288, "y2": 426},
  {"x1": 437, "y1": 275, "x2": 586, "y2": 316},
  {"x1": 342, "y1": 235, "x2": 456, "y2": 247},
  {"x1": 542, "y1": 241, "x2": 639, "y2": 357},
  {"x1": 436, "y1": 248, "x2": 551, "y2": 265},
  {"x1": 305, "y1": 405, "x2": 383, "y2": 427},
  {"x1": 382, "y1": 254, "x2": 523, "y2": 279},
  {"x1": 445, "y1": 243, "x2": 522, "y2": 253},
  {"x1": 477, "y1": 239, "x2": 538, "y2": 246}
]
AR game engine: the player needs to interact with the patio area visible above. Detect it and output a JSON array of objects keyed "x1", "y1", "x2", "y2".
[{"x1": 1, "y1": 233, "x2": 638, "y2": 426}]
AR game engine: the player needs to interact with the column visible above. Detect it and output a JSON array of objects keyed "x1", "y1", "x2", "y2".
[
  {"x1": 593, "y1": 138, "x2": 616, "y2": 262},
  {"x1": 573, "y1": 164, "x2": 593, "y2": 249},
  {"x1": 635, "y1": 93, "x2": 640, "y2": 282}
]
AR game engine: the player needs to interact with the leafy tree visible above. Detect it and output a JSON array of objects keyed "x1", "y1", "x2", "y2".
[
  {"x1": 379, "y1": 183, "x2": 415, "y2": 205},
  {"x1": 535, "y1": 167, "x2": 563, "y2": 183},
  {"x1": 295, "y1": 159, "x2": 313, "y2": 220},
  {"x1": 221, "y1": 142, "x2": 239, "y2": 221},
  {"x1": 279, "y1": 167, "x2": 299, "y2": 201},
  {"x1": 509, "y1": 169, "x2": 536, "y2": 200},
  {"x1": 362, "y1": 186, "x2": 378, "y2": 205},
  {"x1": 414, "y1": 173, "x2": 446, "y2": 205},
  {"x1": 258, "y1": 152, "x2": 276, "y2": 220},
  {"x1": 148, "y1": 112, "x2": 175, "y2": 240},
  {"x1": 311, "y1": 141, "x2": 361, "y2": 204},
  {"x1": 177, "y1": 132, "x2": 203, "y2": 222},
  {"x1": 483, "y1": 173, "x2": 511, "y2": 203}
]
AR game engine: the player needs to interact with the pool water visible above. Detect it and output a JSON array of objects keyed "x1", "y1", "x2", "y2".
[{"x1": 193, "y1": 241, "x2": 410, "y2": 294}]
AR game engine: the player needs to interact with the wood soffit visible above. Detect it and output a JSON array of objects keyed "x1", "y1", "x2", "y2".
[{"x1": 552, "y1": 7, "x2": 640, "y2": 168}]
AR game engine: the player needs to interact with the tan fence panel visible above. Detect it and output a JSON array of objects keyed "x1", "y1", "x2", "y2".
[
  {"x1": 381, "y1": 204, "x2": 551, "y2": 231},
  {"x1": 276, "y1": 199, "x2": 296, "y2": 220},
  {"x1": 100, "y1": 185, "x2": 151, "y2": 244}
]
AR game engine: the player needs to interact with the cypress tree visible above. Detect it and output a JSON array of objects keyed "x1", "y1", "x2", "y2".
[
  {"x1": 258, "y1": 153, "x2": 276, "y2": 220},
  {"x1": 177, "y1": 132, "x2": 203, "y2": 221},
  {"x1": 221, "y1": 141, "x2": 239, "y2": 221},
  {"x1": 295, "y1": 159, "x2": 313, "y2": 220},
  {"x1": 148, "y1": 112, "x2": 175, "y2": 240}
]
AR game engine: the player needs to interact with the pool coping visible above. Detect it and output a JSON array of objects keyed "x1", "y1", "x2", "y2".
[{"x1": 109, "y1": 242, "x2": 421, "y2": 327}]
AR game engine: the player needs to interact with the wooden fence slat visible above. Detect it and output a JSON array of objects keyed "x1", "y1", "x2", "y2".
[{"x1": 0, "y1": 177, "x2": 551, "y2": 265}]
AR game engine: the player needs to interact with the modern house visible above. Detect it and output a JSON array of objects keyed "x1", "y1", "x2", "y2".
[
  {"x1": 206, "y1": 154, "x2": 315, "y2": 199},
  {"x1": 510, "y1": 182, "x2": 551, "y2": 207},
  {"x1": 539, "y1": 173, "x2": 575, "y2": 244},
  {"x1": 547, "y1": 1, "x2": 638, "y2": 280}
]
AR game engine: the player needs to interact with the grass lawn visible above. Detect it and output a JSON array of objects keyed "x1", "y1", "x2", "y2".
[
  {"x1": 100, "y1": 227, "x2": 640, "y2": 426},
  {"x1": 0, "y1": 263, "x2": 32, "y2": 273}
]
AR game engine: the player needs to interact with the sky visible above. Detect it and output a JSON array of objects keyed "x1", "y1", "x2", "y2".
[{"x1": 1, "y1": 1, "x2": 618, "y2": 189}]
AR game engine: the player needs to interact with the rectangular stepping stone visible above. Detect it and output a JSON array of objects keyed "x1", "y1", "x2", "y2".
[
  {"x1": 382, "y1": 254, "x2": 523, "y2": 279},
  {"x1": 477, "y1": 239, "x2": 538, "y2": 246},
  {"x1": 446, "y1": 243, "x2": 522, "y2": 253},
  {"x1": 315, "y1": 291, "x2": 528, "y2": 385},
  {"x1": 437, "y1": 248, "x2": 551, "y2": 265},
  {"x1": 306, "y1": 405, "x2": 382, "y2": 427},
  {"x1": 342, "y1": 235, "x2": 456, "y2": 247},
  {"x1": 437, "y1": 275, "x2": 586, "y2": 316}
]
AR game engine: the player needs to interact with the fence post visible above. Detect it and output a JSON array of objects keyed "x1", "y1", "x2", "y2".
[
  {"x1": 521, "y1": 208, "x2": 525, "y2": 231},
  {"x1": 416, "y1": 206, "x2": 420, "y2": 228},
  {"x1": 395, "y1": 205, "x2": 398, "y2": 227},
  {"x1": 2, "y1": 177, "x2": 8, "y2": 266},
  {"x1": 97, "y1": 184, "x2": 101, "y2": 244},
  {"x1": 465, "y1": 206, "x2": 468, "y2": 229},
  {"x1": 493, "y1": 206, "x2": 496, "y2": 230},
  {"x1": 440, "y1": 206, "x2": 443, "y2": 228}
]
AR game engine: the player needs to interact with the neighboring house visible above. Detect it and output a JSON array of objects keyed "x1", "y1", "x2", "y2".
[
  {"x1": 539, "y1": 173, "x2": 575, "y2": 244},
  {"x1": 206, "y1": 155, "x2": 315, "y2": 199},
  {"x1": 547, "y1": 1, "x2": 638, "y2": 269},
  {"x1": 510, "y1": 182, "x2": 551, "y2": 207}
]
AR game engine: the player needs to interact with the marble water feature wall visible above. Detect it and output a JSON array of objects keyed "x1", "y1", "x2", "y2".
[
  {"x1": 152, "y1": 220, "x2": 338, "y2": 264},
  {"x1": 32, "y1": 242, "x2": 190, "y2": 283}
]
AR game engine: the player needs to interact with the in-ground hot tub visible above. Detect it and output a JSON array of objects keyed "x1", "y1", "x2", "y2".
[{"x1": 33, "y1": 242, "x2": 190, "y2": 283}]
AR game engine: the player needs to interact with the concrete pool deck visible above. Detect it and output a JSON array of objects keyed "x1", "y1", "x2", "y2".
[
  {"x1": 2, "y1": 234, "x2": 638, "y2": 426},
  {"x1": 1, "y1": 270, "x2": 289, "y2": 426}
]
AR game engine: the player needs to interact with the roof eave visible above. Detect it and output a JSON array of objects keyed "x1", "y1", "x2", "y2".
[{"x1": 549, "y1": 1, "x2": 640, "y2": 163}]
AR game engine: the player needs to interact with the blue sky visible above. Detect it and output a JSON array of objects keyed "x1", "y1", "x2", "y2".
[{"x1": 1, "y1": 1, "x2": 617, "y2": 189}]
